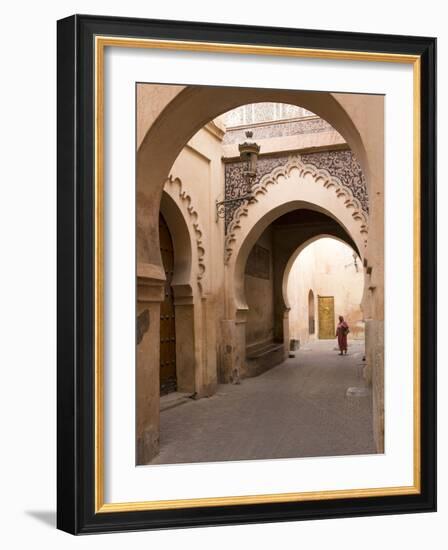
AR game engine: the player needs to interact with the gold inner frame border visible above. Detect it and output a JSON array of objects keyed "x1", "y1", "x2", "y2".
[{"x1": 94, "y1": 35, "x2": 421, "y2": 513}]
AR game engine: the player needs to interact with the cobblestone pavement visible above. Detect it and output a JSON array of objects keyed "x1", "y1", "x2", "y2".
[{"x1": 149, "y1": 339, "x2": 376, "y2": 465}]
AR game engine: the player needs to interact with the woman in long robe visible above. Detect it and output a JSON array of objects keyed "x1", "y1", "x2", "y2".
[{"x1": 336, "y1": 315, "x2": 349, "y2": 355}]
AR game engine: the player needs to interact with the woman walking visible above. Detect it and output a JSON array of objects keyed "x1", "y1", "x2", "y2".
[{"x1": 336, "y1": 315, "x2": 349, "y2": 355}]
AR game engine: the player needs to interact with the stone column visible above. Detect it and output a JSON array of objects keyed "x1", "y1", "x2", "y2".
[
  {"x1": 371, "y1": 320, "x2": 384, "y2": 453},
  {"x1": 234, "y1": 313, "x2": 247, "y2": 380},
  {"x1": 363, "y1": 263, "x2": 384, "y2": 453},
  {"x1": 172, "y1": 284, "x2": 196, "y2": 394},
  {"x1": 219, "y1": 319, "x2": 237, "y2": 384},
  {"x1": 201, "y1": 294, "x2": 218, "y2": 397},
  {"x1": 136, "y1": 264, "x2": 165, "y2": 465},
  {"x1": 219, "y1": 314, "x2": 247, "y2": 384}
]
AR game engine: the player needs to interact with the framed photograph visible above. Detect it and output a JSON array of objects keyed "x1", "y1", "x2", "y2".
[{"x1": 57, "y1": 14, "x2": 436, "y2": 534}]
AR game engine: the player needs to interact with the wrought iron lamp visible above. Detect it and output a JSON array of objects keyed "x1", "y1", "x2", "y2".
[{"x1": 216, "y1": 131, "x2": 260, "y2": 220}]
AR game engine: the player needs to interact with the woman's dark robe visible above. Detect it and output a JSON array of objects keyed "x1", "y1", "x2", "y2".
[{"x1": 336, "y1": 321, "x2": 349, "y2": 351}]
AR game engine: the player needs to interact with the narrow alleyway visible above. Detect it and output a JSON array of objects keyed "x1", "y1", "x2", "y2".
[{"x1": 149, "y1": 339, "x2": 376, "y2": 465}]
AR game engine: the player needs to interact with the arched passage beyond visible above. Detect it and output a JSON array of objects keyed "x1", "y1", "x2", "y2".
[
  {"x1": 286, "y1": 236, "x2": 365, "y2": 348},
  {"x1": 223, "y1": 199, "x2": 363, "y2": 382},
  {"x1": 230, "y1": 190, "x2": 364, "y2": 316},
  {"x1": 282, "y1": 234, "x2": 360, "y2": 312}
]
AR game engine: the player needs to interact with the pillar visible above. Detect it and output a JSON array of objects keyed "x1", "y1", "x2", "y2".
[
  {"x1": 136, "y1": 265, "x2": 165, "y2": 465},
  {"x1": 173, "y1": 284, "x2": 196, "y2": 394}
]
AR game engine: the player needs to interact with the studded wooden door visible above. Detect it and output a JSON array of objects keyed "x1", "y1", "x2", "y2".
[
  {"x1": 159, "y1": 214, "x2": 177, "y2": 395},
  {"x1": 318, "y1": 295, "x2": 335, "y2": 339}
]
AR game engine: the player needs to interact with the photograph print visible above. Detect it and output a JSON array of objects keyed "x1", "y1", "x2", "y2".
[{"x1": 135, "y1": 84, "x2": 384, "y2": 467}]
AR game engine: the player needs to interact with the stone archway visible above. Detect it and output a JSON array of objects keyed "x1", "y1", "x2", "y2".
[
  {"x1": 220, "y1": 158, "x2": 368, "y2": 382},
  {"x1": 282, "y1": 234, "x2": 361, "y2": 312},
  {"x1": 161, "y1": 177, "x2": 217, "y2": 400},
  {"x1": 282, "y1": 234, "x2": 363, "y2": 351},
  {"x1": 228, "y1": 157, "x2": 367, "y2": 314},
  {"x1": 159, "y1": 191, "x2": 196, "y2": 394},
  {"x1": 137, "y1": 184, "x2": 211, "y2": 464}
]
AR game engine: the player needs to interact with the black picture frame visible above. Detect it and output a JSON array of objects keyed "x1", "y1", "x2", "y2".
[{"x1": 57, "y1": 14, "x2": 436, "y2": 535}]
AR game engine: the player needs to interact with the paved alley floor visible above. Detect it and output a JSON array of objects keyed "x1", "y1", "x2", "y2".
[{"x1": 150, "y1": 339, "x2": 376, "y2": 465}]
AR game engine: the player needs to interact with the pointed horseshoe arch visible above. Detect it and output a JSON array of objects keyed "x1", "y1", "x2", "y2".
[
  {"x1": 224, "y1": 154, "x2": 368, "y2": 265},
  {"x1": 226, "y1": 163, "x2": 368, "y2": 319}
]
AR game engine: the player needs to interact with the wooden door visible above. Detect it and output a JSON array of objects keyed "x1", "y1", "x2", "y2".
[
  {"x1": 318, "y1": 296, "x2": 335, "y2": 339},
  {"x1": 159, "y1": 214, "x2": 177, "y2": 395}
]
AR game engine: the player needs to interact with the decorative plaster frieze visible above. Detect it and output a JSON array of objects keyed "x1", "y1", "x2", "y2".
[
  {"x1": 224, "y1": 155, "x2": 369, "y2": 264},
  {"x1": 224, "y1": 150, "x2": 368, "y2": 234},
  {"x1": 301, "y1": 150, "x2": 368, "y2": 213},
  {"x1": 165, "y1": 175, "x2": 206, "y2": 290},
  {"x1": 222, "y1": 117, "x2": 335, "y2": 145},
  {"x1": 224, "y1": 156, "x2": 289, "y2": 231}
]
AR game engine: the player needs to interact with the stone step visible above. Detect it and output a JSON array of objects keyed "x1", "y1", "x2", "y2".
[
  {"x1": 245, "y1": 341, "x2": 285, "y2": 378},
  {"x1": 247, "y1": 342, "x2": 284, "y2": 359},
  {"x1": 160, "y1": 392, "x2": 192, "y2": 412}
]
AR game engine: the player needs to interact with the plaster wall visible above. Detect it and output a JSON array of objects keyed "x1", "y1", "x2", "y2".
[
  {"x1": 136, "y1": 84, "x2": 185, "y2": 149},
  {"x1": 244, "y1": 228, "x2": 275, "y2": 348}
]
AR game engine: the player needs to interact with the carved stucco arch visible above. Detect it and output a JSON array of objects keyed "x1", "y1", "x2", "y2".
[
  {"x1": 227, "y1": 161, "x2": 368, "y2": 317},
  {"x1": 159, "y1": 185, "x2": 206, "y2": 395},
  {"x1": 225, "y1": 155, "x2": 368, "y2": 265},
  {"x1": 163, "y1": 175, "x2": 206, "y2": 293}
]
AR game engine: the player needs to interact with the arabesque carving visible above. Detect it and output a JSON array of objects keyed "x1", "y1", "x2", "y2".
[
  {"x1": 301, "y1": 150, "x2": 368, "y2": 213},
  {"x1": 165, "y1": 176, "x2": 206, "y2": 290},
  {"x1": 224, "y1": 155, "x2": 369, "y2": 264},
  {"x1": 224, "y1": 157, "x2": 288, "y2": 231}
]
